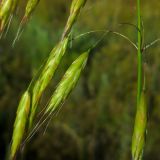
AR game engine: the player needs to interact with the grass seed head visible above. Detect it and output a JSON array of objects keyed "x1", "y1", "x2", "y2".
[
  {"x1": 132, "y1": 92, "x2": 147, "y2": 160},
  {"x1": 45, "y1": 49, "x2": 89, "y2": 115},
  {"x1": 62, "y1": 0, "x2": 87, "y2": 39},
  {"x1": 10, "y1": 91, "x2": 30, "y2": 159},
  {"x1": 21, "y1": 0, "x2": 40, "y2": 26},
  {"x1": 0, "y1": 0, "x2": 12, "y2": 31},
  {"x1": 0, "y1": 0, "x2": 19, "y2": 32},
  {"x1": 28, "y1": 37, "x2": 69, "y2": 129}
]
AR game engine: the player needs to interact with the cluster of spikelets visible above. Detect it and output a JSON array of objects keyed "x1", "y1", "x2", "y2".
[
  {"x1": 5, "y1": 0, "x2": 89, "y2": 159},
  {"x1": 0, "y1": 0, "x2": 38, "y2": 35}
]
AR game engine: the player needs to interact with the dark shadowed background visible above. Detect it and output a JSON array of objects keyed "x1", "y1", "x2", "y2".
[{"x1": 0, "y1": 0, "x2": 160, "y2": 159}]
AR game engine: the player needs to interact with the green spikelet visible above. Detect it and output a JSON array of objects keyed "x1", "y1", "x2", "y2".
[
  {"x1": 45, "y1": 50, "x2": 89, "y2": 115},
  {"x1": 10, "y1": 91, "x2": 30, "y2": 160},
  {"x1": 21, "y1": 0, "x2": 40, "y2": 25},
  {"x1": 0, "y1": 0, "x2": 12, "y2": 31},
  {"x1": 132, "y1": 92, "x2": 147, "y2": 160},
  {"x1": 0, "y1": 0, "x2": 19, "y2": 31},
  {"x1": 25, "y1": 0, "x2": 39, "y2": 16},
  {"x1": 13, "y1": 0, "x2": 40, "y2": 44},
  {"x1": 62, "y1": 0, "x2": 87, "y2": 39},
  {"x1": 28, "y1": 37, "x2": 69, "y2": 129}
]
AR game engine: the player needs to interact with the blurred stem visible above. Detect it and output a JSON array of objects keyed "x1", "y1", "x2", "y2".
[{"x1": 137, "y1": 0, "x2": 142, "y2": 105}]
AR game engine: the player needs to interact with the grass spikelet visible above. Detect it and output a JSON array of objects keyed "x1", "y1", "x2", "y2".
[
  {"x1": 13, "y1": 0, "x2": 40, "y2": 45},
  {"x1": 21, "y1": 0, "x2": 40, "y2": 26},
  {"x1": 10, "y1": 91, "x2": 30, "y2": 160},
  {"x1": 62, "y1": 0, "x2": 87, "y2": 39},
  {"x1": 0, "y1": 0, "x2": 19, "y2": 34},
  {"x1": 0, "y1": 0, "x2": 12, "y2": 31},
  {"x1": 24, "y1": 0, "x2": 40, "y2": 18},
  {"x1": 132, "y1": 91, "x2": 147, "y2": 160},
  {"x1": 45, "y1": 49, "x2": 89, "y2": 115},
  {"x1": 28, "y1": 37, "x2": 69, "y2": 129}
]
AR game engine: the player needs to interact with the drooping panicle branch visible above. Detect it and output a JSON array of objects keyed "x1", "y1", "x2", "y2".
[{"x1": 10, "y1": 1, "x2": 88, "y2": 159}]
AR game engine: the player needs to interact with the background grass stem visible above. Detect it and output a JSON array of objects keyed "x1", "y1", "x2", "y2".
[{"x1": 137, "y1": 0, "x2": 142, "y2": 104}]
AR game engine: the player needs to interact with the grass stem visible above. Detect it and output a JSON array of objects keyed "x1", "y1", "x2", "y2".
[
  {"x1": 131, "y1": 1, "x2": 148, "y2": 159},
  {"x1": 137, "y1": 0, "x2": 142, "y2": 105}
]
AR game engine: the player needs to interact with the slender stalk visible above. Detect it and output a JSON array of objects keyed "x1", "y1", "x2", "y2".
[
  {"x1": 132, "y1": 1, "x2": 148, "y2": 160},
  {"x1": 137, "y1": 0, "x2": 142, "y2": 104}
]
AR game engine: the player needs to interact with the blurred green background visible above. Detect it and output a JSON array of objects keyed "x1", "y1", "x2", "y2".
[{"x1": 0, "y1": 0, "x2": 160, "y2": 159}]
